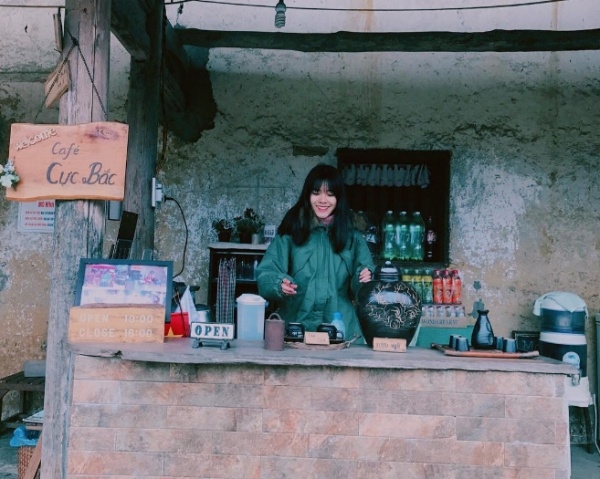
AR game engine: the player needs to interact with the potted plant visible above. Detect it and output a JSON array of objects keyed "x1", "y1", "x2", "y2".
[
  {"x1": 234, "y1": 208, "x2": 265, "y2": 243},
  {"x1": 212, "y1": 218, "x2": 233, "y2": 242}
]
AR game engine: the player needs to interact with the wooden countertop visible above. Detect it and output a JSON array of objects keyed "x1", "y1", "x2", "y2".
[{"x1": 69, "y1": 338, "x2": 577, "y2": 375}]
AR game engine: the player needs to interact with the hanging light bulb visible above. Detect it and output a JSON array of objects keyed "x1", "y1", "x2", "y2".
[{"x1": 274, "y1": 0, "x2": 286, "y2": 28}]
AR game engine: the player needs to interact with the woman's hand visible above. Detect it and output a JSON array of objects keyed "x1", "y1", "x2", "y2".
[
  {"x1": 358, "y1": 267, "x2": 372, "y2": 283},
  {"x1": 281, "y1": 278, "x2": 298, "y2": 295}
]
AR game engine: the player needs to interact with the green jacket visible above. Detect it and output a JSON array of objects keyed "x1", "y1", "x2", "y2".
[{"x1": 256, "y1": 225, "x2": 375, "y2": 343}]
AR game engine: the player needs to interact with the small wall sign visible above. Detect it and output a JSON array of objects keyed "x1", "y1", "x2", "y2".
[
  {"x1": 6, "y1": 122, "x2": 128, "y2": 202},
  {"x1": 372, "y1": 338, "x2": 407, "y2": 353},
  {"x1": 18, "y1": 200, "x2": 55, "y2": 233},
  {"x1": 68, "y1": 305, "x2": 165, "y2": 344},
  {"x1": 304, "y1": 332, "x2": 330, "y2": 345}
]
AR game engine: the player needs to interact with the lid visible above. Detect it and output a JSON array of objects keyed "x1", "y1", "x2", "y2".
[
  {"x1": 539, "y1": 331, "x2": 587, "y2": 345},
  {"x1": 375, "y1": 261, "x2": 399, "y2": 282},
  {"x1": 533, "y1": 292, "x2": 588, "y2": 316},
  {"x1": 236, "y1": 293, "x2": 266, "y2": 304}
]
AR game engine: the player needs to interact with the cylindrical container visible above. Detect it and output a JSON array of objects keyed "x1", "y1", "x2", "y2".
[
  {"x1": 451, "y1": 270, "x2": 462, "y2": 304},
  {"x1": 264, "y1": 314, "x2": 285, "y2": 351},
  {"x1": 331, "y1": 311, "x2": 346, "y2": 340},
  {"x1": 381, "y1": 211, "x2": 397, "y2": 260},
  {"x1": 422, "y1": 270, "x2": 433, "y2": 304},
  {"x1": 432, "y1": 270, "x2": 443, "y2": 304},
  {"x1": 395, "y1": 211, "x2": 410, "y2": 261},
  {"x1": 534, "y1": 291, "x2": 587, "y2": 334},
  {"x1": 539, "y1": 331, "x2": 587, "y2": 377},
  {"x1": 540, "y1": 308, "x2": 586, "y2": 334},
  {"x1": 236, "y1": 294, "x2": 266, "y2": 340},
  {"x1": 409, "y1": 211, "x2": 425, "y2": 260},
  {"x1": 442, "y1": 270, "x2": 453, "y2": 304}
]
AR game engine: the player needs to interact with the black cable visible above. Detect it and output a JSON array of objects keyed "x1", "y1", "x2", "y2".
[
  {"x1": 165, "y1": 0, "x2": 571, "y2": 12},
  {"x1": 164, "y1": 196, "x2": 188, "y2": 279}
]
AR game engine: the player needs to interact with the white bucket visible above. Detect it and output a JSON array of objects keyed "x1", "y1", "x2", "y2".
[{"x1": 236, "y1": 294, "x2": 266, "y2": 340}]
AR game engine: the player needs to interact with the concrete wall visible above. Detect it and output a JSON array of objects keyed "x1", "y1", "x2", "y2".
[{"x1": 0, "y1": 2, "x2": 599, "y2": 404}]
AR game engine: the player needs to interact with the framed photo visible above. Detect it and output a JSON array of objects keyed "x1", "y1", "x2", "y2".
[
  {"x1": 512, "y1": 330, "x2": 540, "y2": 353},
  {"x1": 74, "y1": 258, "x2": 173, "y2": 321}
]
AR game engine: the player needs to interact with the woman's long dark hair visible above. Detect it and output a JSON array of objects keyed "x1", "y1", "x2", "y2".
[{"x1": 278, "y1": 164, "x2": 352, "y2": 253}]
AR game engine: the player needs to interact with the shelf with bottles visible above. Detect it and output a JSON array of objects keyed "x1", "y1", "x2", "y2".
[{"x1": 337, "y1": 148, "x2": 451, "y2": 266}]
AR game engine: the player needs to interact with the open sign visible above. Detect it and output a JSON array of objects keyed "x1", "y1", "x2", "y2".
[{"x1": 190, "y1": 322, "x2": 235, "y2": 340}]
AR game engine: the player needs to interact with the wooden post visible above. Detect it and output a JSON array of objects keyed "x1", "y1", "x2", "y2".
[
  {"x1": 41, "y1": 1, "x2": 111, "y2": 477},
  {"x1": 124, "y1": 0, "x2": 163, "y2": 257}
]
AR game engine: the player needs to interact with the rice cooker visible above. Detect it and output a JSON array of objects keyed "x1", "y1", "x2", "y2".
[{"x1": 533, "y1": 291, "x2": 588, "y2": 376}]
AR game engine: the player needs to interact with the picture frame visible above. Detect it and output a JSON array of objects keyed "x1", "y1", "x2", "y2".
[
  {"x1": 512, "y1": 330, "x2": 540, "y2": 353},
  {"x1": 74, "y1": 258, "x2": 173, "y2": 321}
]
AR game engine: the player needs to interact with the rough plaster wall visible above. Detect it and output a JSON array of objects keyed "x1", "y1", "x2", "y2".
[
  {"x1": 0, "y1": 81, "x2": 58, "y2": 378},
  {"x1": 0, "y1": 5, "x2": 130, "y2": 380},
  {"x1": 0, "y1": 4, "x2": 599, "y2": 399},
  {"x1": 155, "y1": 47, "x2": 600, "y2": 394}
]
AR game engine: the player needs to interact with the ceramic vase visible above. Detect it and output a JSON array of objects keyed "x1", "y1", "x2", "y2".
[
  {"x1": 471, "y1": 309, "x2": 495, "y2": 349},
  {"x1": 355, "y1": 261, "x2": 422, "y2": 346}
]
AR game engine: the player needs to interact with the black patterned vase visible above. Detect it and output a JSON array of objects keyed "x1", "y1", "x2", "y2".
[{"x1": 355, "y1": 261, "x2": 422, "y2": 346}]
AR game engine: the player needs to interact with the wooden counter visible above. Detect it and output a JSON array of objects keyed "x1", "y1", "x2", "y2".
[
  {"x1": 66, "y1": 340, "x2": 577, "y2": 478},
  {"x1": 69, "y1": 338, "x2": 576, "y2": 374}
]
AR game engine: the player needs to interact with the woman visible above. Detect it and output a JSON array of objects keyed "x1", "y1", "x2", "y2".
[{"x1": 256, "y1": 164, "x2": 374, "y2": 342}]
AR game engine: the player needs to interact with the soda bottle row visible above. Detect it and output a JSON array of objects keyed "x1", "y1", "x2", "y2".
[
  {"x1": 432, "y1": 269, "x2": 462, "y2": 304},
  {"x1": 401, "y1": 268, "x2": 462, "y2": 305},
  {"x1": 381, "y1": 210, "x2": 427, "y2": 261},
  {"x1": 401, "y1": 268, "x2": 433, "y2": 304}
]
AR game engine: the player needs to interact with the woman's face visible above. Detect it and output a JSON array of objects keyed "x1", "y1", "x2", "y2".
[{"x1": 310, "y1": 183, "x2": 337, "y2": 223}]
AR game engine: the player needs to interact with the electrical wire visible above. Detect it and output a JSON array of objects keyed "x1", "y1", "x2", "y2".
[
  {"x1": 164, "y1": 0, "x2": 571, "y2": 12},
  {"x1": 593, "y1": 394, "x2": 600, "y2": 455},
  {"x1": 164, "y1": 195, "x2": 188, "y2": 279},
  {"x1": 0, "y1": 0, "x2": 574, "y2": 10}
]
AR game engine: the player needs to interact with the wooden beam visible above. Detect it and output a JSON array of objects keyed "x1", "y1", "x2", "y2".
[
  {"x1": 111, "y1": 0, "x2": 150, "y2": 60},
  {"x1": 124, "y1": 0, "x2": 163, "y2": 254},
  {"x1": 41, "y1": 1, "x2": 111, "y2": 478},
  {"x1": 177, "y1": 28, "x2": 600, "y2": 53}
]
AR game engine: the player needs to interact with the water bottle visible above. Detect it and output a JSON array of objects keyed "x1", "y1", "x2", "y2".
[
  {"x1": 331, "y1": 311, "x2": 345, "y2": 340},
  {"x1": 395, "y1": 211, "x2": 410, "y2": 261},
  {"x1": 409, "y1": 211, "x2": 425, "y2": 260},
  {"x1": 381, "y1": 211, "x2": 397, "y2": 260},
  {"x1": 422, "y1": 269, "x2": 433, "y2": 304}
]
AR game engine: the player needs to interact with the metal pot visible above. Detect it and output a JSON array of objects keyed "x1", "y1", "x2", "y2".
[{"x1": 195, "y1": 304, "x2": 213, "y2": 322}]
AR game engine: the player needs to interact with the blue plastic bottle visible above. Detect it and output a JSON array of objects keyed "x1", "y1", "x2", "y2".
[{"x1": 331, "y1": 311, "x2": 345, "y2": 340}]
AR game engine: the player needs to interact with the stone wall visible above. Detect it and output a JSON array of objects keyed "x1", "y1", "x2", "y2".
[{"x1": 68, "y1": 354, "x2": 570, "y2": 478}]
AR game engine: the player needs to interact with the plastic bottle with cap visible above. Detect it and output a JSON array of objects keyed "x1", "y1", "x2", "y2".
[{"x1": 331, "y1": 311, "x2": 345, "y2": 339}]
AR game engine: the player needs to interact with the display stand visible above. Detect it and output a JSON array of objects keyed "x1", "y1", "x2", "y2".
[{"x1": 191, "y1": 338, "x2": 232, "y2": 350}]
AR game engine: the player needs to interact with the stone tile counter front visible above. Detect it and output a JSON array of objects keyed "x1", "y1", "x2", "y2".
[{"x1": 67, "y1": 340, "x2": 576, "y2": 478}]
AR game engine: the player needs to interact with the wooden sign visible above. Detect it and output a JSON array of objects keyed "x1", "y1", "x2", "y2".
[
  {"x1": 6, "y1": 122, "x2": 128, "y2": 202},
  {"x1": 372, "y1": 338, "x2": 407, "y2": 353},
  {"x1": 68, "y1": 305, "x2": 164, "y2": 344},
  {"x1": 190, "y1": 322, "x2": 235, "y2": 341},
  {"x1": 304, "y1": 332, "x2": 330, "y2": 345},
  {"x1": 44, "y1": 61, "x2": 70, "y2": 107}
]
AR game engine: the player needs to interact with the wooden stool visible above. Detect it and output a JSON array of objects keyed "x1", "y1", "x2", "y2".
[{"x1": 0, "y1": 372, "x2": 45, "y2": 430}]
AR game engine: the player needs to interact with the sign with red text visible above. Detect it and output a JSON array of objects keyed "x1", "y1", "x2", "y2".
[
  {"x1": 18, "y1": 200, "x2": 55, "y2": 233},
  {"x1": 6, "y1": 122, "x2": 129, "y2": 202}
]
